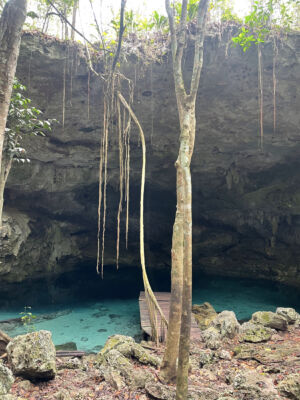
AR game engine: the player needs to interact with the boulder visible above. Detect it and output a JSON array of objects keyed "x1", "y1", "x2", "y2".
[
  {"x1": 239, "y1": 321, "x2": 274, "y2": 342},
  {"x1": 276, "y1": 308, "x2": 300, "y2": 325},
  {"x1": 7, "y1": 330, "x2": 56, "y2": 380},
  {"x1": 0, "y1": 361, "x2": 14, "y2": 395},
  {"x1": 233, "y1": 369, "x2": 278, "y2": 398},
  {"x1": 197, "y1": 349, "x2": 214, "y2": 367},
  {"x1": 145, "y1": 381, "x2": 175, "y2": 400},
  {"x1": 96, "y1": 343, "x2": 153, "y2": 389},
  {"x1": 210, "y1": 311, "x2": 240, "y2": 339},
  {"x1": 192, "y1": 303, "x2": 217, "y2": 330},
  {"x1": 54, "y1": 390, "x2": 73, "y2": 400},
  {"x1": 251, "y1": 311, "x2": 288, "y2": 331},
  {"x1": 277, "y1": 373, "x2": 300, "y2": 400},
  {"x1": 96, "y1": 335, "x2": 160, "y2": 367},
  {"x1": 202, "y1": 327, "x2": 221, "y2": 350}
]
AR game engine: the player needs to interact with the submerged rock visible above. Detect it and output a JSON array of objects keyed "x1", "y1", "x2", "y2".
[
  {"x1": 277, "y1": 373, "x2": 300, "y2": 399},
  {"x1": 7, "y1": 330, "x2": 56, "y2": 380},
  {"x1": 209, "y1": 311, "x2": 240, "y2": 339},
  {"x1": 56, "y1": 342, "x2": 77, "y2": 351},
  {"x1": 276, "y1": 307, "x2": 300, "y2": 325},
  {"x1": 251, "y1": 311, "x2": 288, "y2": 331},
  {"x1": 239, "y1": 321, "x2": 274, "y2": 343},
  {"x1": 192, "y1": 303, "x2": 217, "y2": 330},
  {"x1": 0, "y1": 361, "x2": 14, "y2": 395}
]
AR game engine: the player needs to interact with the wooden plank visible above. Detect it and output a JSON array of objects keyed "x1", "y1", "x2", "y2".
[{"x1": 139, "y1": 291, "x2": 201, "y2": 341}]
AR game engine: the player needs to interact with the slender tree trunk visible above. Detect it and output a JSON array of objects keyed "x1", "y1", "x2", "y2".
[
  {"x1": 64, "y1": 6, "x2": 69, "y2": 40},
  {"x1": 160, "y1": 174, "x2": 184, "y2": 381},
  {"x1": 0, "y1": 0, "x2": 27, "y2": 227},
  {"x1": 71, "y1": 0, "x2": 78, "y2": 40},
  {"x1": 0, "y1": 156, "x2": 12, "y2": 226},
  {"x1": 162, "y1": 1, "x2": 209, "y2": 398}
]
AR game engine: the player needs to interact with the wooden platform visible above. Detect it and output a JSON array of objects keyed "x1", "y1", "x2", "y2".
[{"x1": 139, "y1": 291, "x2": 201, "y2": 341}]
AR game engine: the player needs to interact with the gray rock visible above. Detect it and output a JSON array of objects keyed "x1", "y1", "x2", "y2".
[
  {"x1": 251, "y1": 311, "x2": 288, "y2": 331},
  {"x1": 210, "y1": 311, "x2": 240, "y2": 339},
  {"x1": 96, "y1": 334, "x2": 160, "y2": 367},
  {"x1": 192, "y1": 303, "x2": 217, "y2": 331},
  {"x1": 197, "y1": 349, "x2": 214, "y2": 367},
  {"x1": 54, "y1": 390, "x2": 73, "y2": 400},
  {"x1": 276, "y1": 308, "x2": 300, "y2": 324},
  {"x1": 277, "y1": 373, "x2": 300, "y2": 400},
  {"x1": 216, "y1": 350, "x2": 232, "y2": 360},
  {"x1": 97, "y1": 346, "x2": 152, "y2": 389},
  {"x1": 202, "y1": 327, "x2": 222, "y2": 350},
  {"x1": 7, "y1": 330, "x2": 56, "y2": 380},
  {"x1": 233, "y1": 369, "x2": 278, "y2": 398},
  {"x1": 239, "y1": 321, "x2": 274, "y2": 342},
  {"x1": 0, "y1": 361, "x2": 14, "y2": 395},
  {"x1": 145, "y1": 381, "x2": 175, "y2": 400},
  {"x1": 98, "y1": 366, "x2": 125, "y2": 390}
]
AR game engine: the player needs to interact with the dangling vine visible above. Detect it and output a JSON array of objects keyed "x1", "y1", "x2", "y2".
[
  {"x1": 89, "y1": 0, "x2": 168, "y2": 342},
  {"x1": 257, "y1": 44, "x2": 264, "y2": 151},
  {"x1": 272, "y1": 35, "x2": 278, "y2": 136}
]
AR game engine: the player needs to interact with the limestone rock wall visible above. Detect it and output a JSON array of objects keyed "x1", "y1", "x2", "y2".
[{"x1": 1, "y1": 29, "x2": 300, "y2": 287}]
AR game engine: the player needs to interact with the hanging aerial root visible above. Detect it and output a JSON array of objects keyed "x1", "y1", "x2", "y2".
[
  {"x1": 96, "y1": 102, "x2": 106, "y2": 275},
  {"x1": 273, "y1": 37, "x2": 278, "y2": 135},
  {"x1": 101, "y1": 97, "x2": 110, "y2": 278},
  {"x1": 116, "y1": 97, "x2": 124, "y2": 269},
  {"x1": 258, "y1": 44, "x2": 264, "y2": 151},
  {"x1": 118, "y1": 92, "x2": 168, "y2": 342}
]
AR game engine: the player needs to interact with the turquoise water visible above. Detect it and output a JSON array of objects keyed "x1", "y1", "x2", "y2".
[{"x1": 0, "y1": 275, "x2": 299, "y2": 352}]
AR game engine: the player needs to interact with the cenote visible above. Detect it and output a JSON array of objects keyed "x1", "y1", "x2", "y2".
[{"x1": 0, "y1": 268, "x2": 299, "y2": 352}]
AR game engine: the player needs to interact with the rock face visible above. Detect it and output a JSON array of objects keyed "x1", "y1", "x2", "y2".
[
  {"x1": 7, "y1": 330, "x2": 56, "y2": 380},
  {"x1": 1, "y1": 29, "x2": 300, "y2": 288},
  {"x1": 0, "y1": 361, "x2": 14, "y2": 395}
]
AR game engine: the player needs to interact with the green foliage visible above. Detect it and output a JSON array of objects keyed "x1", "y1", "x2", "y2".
[
  {"x1": 232, "y1": 0, "x2": 300, "y2": 51},
  {"x1": 5, "y1": 79, "x2": 57, "y2": 164},
  {"x1": 20, "y1": 306, "x2": 37, "y2": 333},
  {"x1": 173, "y1": 0, "x2": 200, "y2": 22}
]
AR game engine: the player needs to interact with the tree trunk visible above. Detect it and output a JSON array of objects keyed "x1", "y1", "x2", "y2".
[
  {"x1": 162, "y1": 1, "x2": 209, "y2": 398},
  {"x1": 71, "y1": 0, "x2": 78, "y2": 40},
  {"x1": 0, "y1": 156, "x2": 12, "y2": 226},
  {"x1": 0, "y1": 0, "x2": 27, "y2": 226}
]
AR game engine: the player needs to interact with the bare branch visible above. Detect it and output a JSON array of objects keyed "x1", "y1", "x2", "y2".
[
  {"x1": 46, "y1": 0, "x2": 100, "y2": 51},
  {"x1": 165, "y1": 0, "x2": 177, "y2": 59}
]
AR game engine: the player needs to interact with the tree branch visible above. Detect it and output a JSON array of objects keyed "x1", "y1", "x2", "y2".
[
  {"x1": 46, "y1": 0, "x2": 100, "y2": 51},
  {"x1": 165, "y1": 0, "x2": 177, "y2": 59},
  {"x1": 189, "y1": 0, "x2": 209, "y2": 100}
]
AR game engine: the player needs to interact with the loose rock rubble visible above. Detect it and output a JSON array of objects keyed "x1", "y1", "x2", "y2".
[{"x1": 0, "y1": 306, "x2": 298, "y2": 400}]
